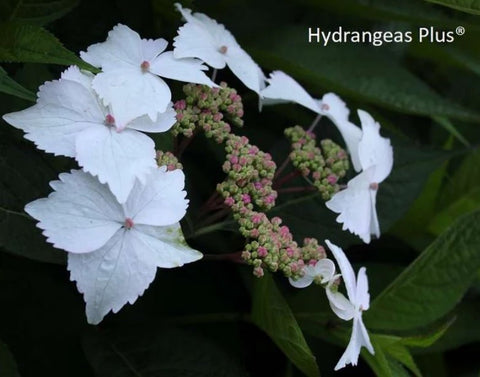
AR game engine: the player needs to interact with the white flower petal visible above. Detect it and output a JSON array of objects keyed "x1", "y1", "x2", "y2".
[
  {"x1": 327, "y1": 290, "x2": 356, "y2": 321},
  {"x1": 68, "y1": 223, "x2": 202, "y2": 325},
  {"x1": 80, "y1": 24, "x2": 143, "y2": 70},
  {"x1": 288, "y1": 274, "x2": 314, "y2": 289},
  {"x1": 225, "y1": 47, "x2": 266, "y2": 94},
  {"x1": 124, "y1": 168, "x2": 188, "y2": 226},
  {"x1": 140, "y1": 38, "x2": 169, "y2": 62},
  {"x1": 357, "y1": 109, "x2": 393, "y2": 183},
  {"x1": 326, "y1": 170, "x2": 373, "y2": 244},
  {"x1": 173, "y1": 21, "x2": 226, "y2": 69},
  {"x1": 25, "y1": 170, "x2": 123, "y2": 253},
  {"x1": 75, "y1": 126, "x2": 156, "y2": 204},
  {"x1": 260, "y1": 70, "x2": 319, "y2": 112},
  {"x1": 313, "y1": 258, "x2": 336, "y2": 283},
  {"x1": 3, "y1": 75, "x2": 103, "y2": 157},
  {"x1": 91, "y1": 68, "x2": 171, "y2": 126},
  {"x1": 320, "y1": 93, "x2": 362, "y2": 172},
  {"x1": 324, "y1": 240, "x2": 356, "y2": 302},
  {"x1": 334, "y1": 316, "x2": 361, "y2": 370},
  {"x1": 150, "y1": 51, "x2": 216, "y2": 87},
  {"x1": 356, "y1": 267, "x2": 370, "y2": 312},
  {"x1": 127, "y1": 104, "x2": 176, "y2": 133},
  {"x1": 369, "y1": 189, "x2": 380, "y2": 239},
  {"x1": 133, "y1": 223, "x2": 203, "y2": 267}
]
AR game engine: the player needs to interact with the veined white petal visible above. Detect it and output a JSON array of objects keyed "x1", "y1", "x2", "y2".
[
  {"x1": 326, "y1": 169, "x2": 373, "y2": 244},
  {"x1": 356, "y1": 267, "x2": 370, "y2": 312},
  {"x1": 80, "y1": 24, "x2": 143, "y2": 70},
  {"x1": 75, "y1": 126, "x2": 156, "y2": 204},
  {"x1": 68, "y1": 223, "x2": 202, "y2": 325},
  {"x1": 288, "y1": 274, "x2": 314, "y2": 289},
  {"x1": 313, "y1": 258, "x2": 336, "y2": 283},
  {"x1": 150, "y1": 51, "x2": 216, "y2": 87},
  {"x1": 124, "y1": 168, "x2": 188, "y2": 226},
  {"x1": 127, "y1": 104, "x2": 176, "y2": 133},
  {"x1": 140, "y1": 38, "x2": 169, "y2": 62},
  {"x1": 225, "y1": 47, "x2": 266, "y2": 94},
  {"x1": 91, "y1": 68, "x2": 171, "y2": 126},
  {"x1": 260, "y1": 71, "x2": 319, "y2": 112},
  {"x1": 3, "y1": 76, "x2": 103, "y2": 157},
  {"x1": 25, "y1": 170, "x2": 123, "y2": 253},
  {"x1": 357, "y1": 109, "x2": 393, "y2": 183},
  {"x1": 324, "y1": 240, "x2": 356, "y2": 302},
  {"x1": 320, "y1": 93, "x2": 363, "y2": 172}
]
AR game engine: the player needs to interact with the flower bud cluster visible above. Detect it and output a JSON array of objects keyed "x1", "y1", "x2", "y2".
[
  {"x1": 238, "y1": 211, "x2": 327, "y2": 279},
  {"x1": 285, "y1": 126, "x2": 349, "y2": 200},
  {"x1": 218, "y1": 134, "x2": 277, "y2": 212},
  {"x1": 172, "y1": 82, "x2": 244, "y2": 143},
  {"x1": 156, "y1": 150, "x2": 183, "y2": 171}
]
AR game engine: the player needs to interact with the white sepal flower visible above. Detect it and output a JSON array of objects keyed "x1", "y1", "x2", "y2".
[
  {"x1": 288, "y1": 259, "x2": 335, "y2": 288},
  {"x1": 260, "y1": 71, "x2": 362, "y2": 171},
  {"x1": 174, "y1": 3, "x2": 266, "y2": 94},
  {"x1": 324, "y1": 240, "x2": 374, "y2": 370},
  {"x1": 2, "y1": 66, "x2": 176, "y2": 203},
  {"x1": 81, "y1": 24, "x2": 215, "y2": 125},
  {"x1": 25, "y1": 168, "x2": 202, "y2": 324},
  {"x1": 326, "y1": 110, "x2": 393, "y2": 243}
]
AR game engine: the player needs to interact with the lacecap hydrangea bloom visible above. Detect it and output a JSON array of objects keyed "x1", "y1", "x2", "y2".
[
  {"x1": 324, "y1": 240, "x2": 374, "y2": 370},
  {"x1": 174, "y1": 3, "x2": 266, "y2": 94},
  {"x1": 326, "y1": 110, "x2": 393, "y2": 243},
  {"x1": 3, "y1": 66, "x2": 176, "y2": 203},
  {"x1": 25, "y1": 168, "x2": 202, "y2": 324}
]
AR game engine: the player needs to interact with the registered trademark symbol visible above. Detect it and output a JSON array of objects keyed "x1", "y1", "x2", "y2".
[{"x1": 456, "y1": 26, "x2": 465, "y2": 36}]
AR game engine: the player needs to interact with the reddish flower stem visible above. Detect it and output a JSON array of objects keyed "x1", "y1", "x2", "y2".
[
  {"x1": 273, "y1": 170, "x2": 302, "y2": 189},
  {"x1": 203, "y1": 251, "x2": 245, "y2": 264},
  {"x1": 277, "y1": 186, "x2": 317, "y2": 194}
]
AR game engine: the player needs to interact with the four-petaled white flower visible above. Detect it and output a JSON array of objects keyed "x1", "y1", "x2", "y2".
[
  {"x1": 324, "y1": 240, "x2": 374, "y2": 370},
  {"x1": 173, "y1": 3, "x2": 266, "y2": 94},
  {"x1": 25, "y1": 168, "x2": 202, "y2": 324},
  {"x1": 81, "y1": 24, "x2": 216, "y2": 126},
  {"x1": 3, "y1": 66, "x2": 176, "y2": 204},
  {"x1": 326, "y1": 110, "x2": 393, "y2": 243},
  {"x1": 288, "y1": 259, "x2": 335, "y2": 288},
  {"x1": 260, "y1": 70, "x2": 362, "y2": 171}
]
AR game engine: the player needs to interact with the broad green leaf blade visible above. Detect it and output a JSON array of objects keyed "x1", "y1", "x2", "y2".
[
  {"x1": 432, "y1": 116, "x2": 470, "y2": 147},
  {"x1": 0, "y1": 0, "x2": 79, "y2": 25},
  {"x1": 0, "y1": 66, "x2": 35, "y2": 101},
  {"x1": 0, "y1": 22, "x2": 95, "y2": 70},
  {"x1": 0, "y1": 133, "x2": 67, "y2": 265},
  {"x1": 83, "y1": 326, "x2": 249, "y2": 377},
  {"x1": 251, "y1": 272, "x2": 320, "y2": 377},
  {"x1": 366, "y1": 209, "x2": 480, "y2": 330},
  {"x1": 374, "y1": 335, "x2": 422, "y2": 377},
  {"x1": 252, "y1": 28, "x2": 480, "y2": 122},
  {"x1": 425, "y1": 0, "x2": 480, "y2": 15},
  {"x1": 0, "y1": 339, "x2": 21, "y2": 377}
]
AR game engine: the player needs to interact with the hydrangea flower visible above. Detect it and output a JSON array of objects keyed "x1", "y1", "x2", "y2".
[
  {"x1": 173, "y1": 3, "x2": 266, "y2": 94},
  {"x1": 25, "y1": 168, "x2": 202, "y2": 324},
  {"x1": 260, "y1": 71, "x2": 362, "y2": 171},
  {"x1": 3, "y1": 66, "x2": 175, "y2": 203},
  {"x1": 326, "y1": 110, "x2": 393, "y2": 243},
  {"x1": 288, "y1": 258, "x2": 335, "y2": 288},
  {"x1": 81, "y1": 24, "x2": 216, "y2": 126},
  {"x1": 324, "y1": 240, "x2": 374, "y2": 370}
]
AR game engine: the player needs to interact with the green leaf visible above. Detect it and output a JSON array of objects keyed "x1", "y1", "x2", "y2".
[
  {"x1": 83, "y1": 326, "x2": 249, "y2": 377},
  {"x1": 251, "y1": 272, "x2": 320, "y2": 377},
  {"x1": 252, "y1": 28, "x2": 480, "y2": 122},
  {"x1": 362, "y1": 336, "x2": 412, "y2": 377},
  {"x1": 0, "y1": 134, "x2": 67, "y2": 265},
  {"x1": 425, "y1": 0, "x2": 480, "y2": 15},
  {"x1": 0, "y1": 22, "x2": 95, "y2": 70},
  {"x1": 0, "y1": 339, "x2": 21, "y2": 377},
  {"x1": 0, "y1": 66, "x2": 35, "y2": 101},
  {"x1": 432, "y1": 116, "x2": 470, "y2": 147},
  {"x1": 366, "y1": 209, "x2": 480, "y2": 330},
  {"x1": 0, "y1": 0, "x2": 79, "y2": 25},
  {"x1": 373, "y1": 335, "x2": 422, "y2": 377}
]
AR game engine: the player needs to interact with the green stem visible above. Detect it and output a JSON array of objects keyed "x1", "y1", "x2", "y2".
[{"x1": 185, "y1": 219, "x2": 236, "y2": 239}]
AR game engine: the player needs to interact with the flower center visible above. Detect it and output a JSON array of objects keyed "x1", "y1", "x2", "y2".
[
  {"x1": 321, "y1": 103, "x2": 330, "y2": 111},
  {"x1": 104, "y1": 114, "x2": 115, "y2": 126},
  {"x1": 140, "y1": 60, "x2": 150, "y2": 72},
  {"x1": 124, "y1": 217, "x2": 134, "y2": 229},
  {"x1": 219, "y1": 45, "x2": 228, "y2": 54},
  {"x1": 370, "y1": 182, "x2": 379, "y2": 190}
]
